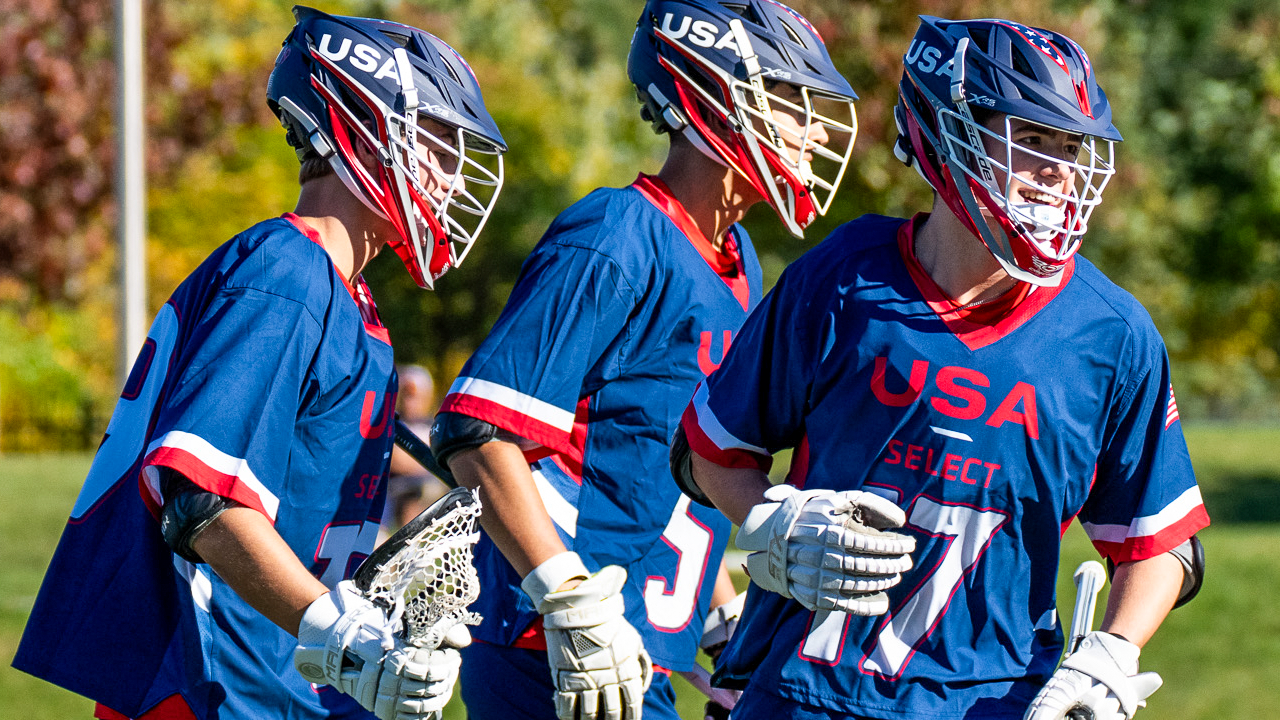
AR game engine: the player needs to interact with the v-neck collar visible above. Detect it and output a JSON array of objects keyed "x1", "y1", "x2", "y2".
[
  {"x1": 897, "y1": 213, "x2": 1071, "y2": 351},
  {"x1": 630, "y1": 174, "x2": 750, "y2": 311}
]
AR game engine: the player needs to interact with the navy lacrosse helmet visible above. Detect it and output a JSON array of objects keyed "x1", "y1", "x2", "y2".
[
  {"x1": 268, "y1": 6, "x2": 507, "y2": 289},
  {"x1": 628, "y1": 0, "x2": 858, "y2": 237},
  {"x1": 894, "y1": 16, "x2": 1121, "y2": 285}
]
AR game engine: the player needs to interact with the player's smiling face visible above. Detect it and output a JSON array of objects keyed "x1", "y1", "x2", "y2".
[{"x1": 979, "y1": 114, "x2": 1081, "y2": 213}]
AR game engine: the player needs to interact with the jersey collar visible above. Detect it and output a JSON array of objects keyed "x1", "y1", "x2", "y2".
[
  {"x1": 898, "y1": 213, "x2": 1072, "y2": 351},
  {"x1": 630, "y1": 174, "x2": 750, "y2": 311},
  {"x1": 282, "y1": 213, "x2": 391, "y2": 345}
]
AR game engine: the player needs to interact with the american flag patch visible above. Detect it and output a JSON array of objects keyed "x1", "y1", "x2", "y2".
[{"x1": 1165, "y1": 386, "x2": 1180, "y2": 429}]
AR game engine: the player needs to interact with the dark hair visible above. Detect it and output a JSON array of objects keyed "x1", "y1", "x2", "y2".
[{"x1": 298, "y1": 151, "x2": 333, "y2": 185}]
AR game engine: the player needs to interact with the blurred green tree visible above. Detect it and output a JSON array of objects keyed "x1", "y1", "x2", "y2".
[{"x1": 4, "y1": 0, "x2": 1280, "y2": 450}]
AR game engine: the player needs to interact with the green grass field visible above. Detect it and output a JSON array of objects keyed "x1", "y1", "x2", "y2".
[{"x1": 3, "y1": 425, "x2": 1277, "y2": 719}]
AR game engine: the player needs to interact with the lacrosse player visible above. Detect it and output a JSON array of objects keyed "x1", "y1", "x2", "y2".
[
  {"x1": 673, "y1": 15, "x2": 1210, "y2": 720},
  {"x1": 425, "y1": 2, "x2": 859, "y2": 719},
  {"x1": 14, "y1": 7, "x2": 505, "y2": 720}
]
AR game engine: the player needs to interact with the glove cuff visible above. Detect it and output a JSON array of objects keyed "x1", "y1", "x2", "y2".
[
  {"x1": 297, "y1": 590, "x2": 342, "y2": 649},
  {"x1": 701, "y1": 592, "x2": 746, "y2": 650},
  {"x1": 521, "y1": 551, "x2": 590, "y2": 609}
]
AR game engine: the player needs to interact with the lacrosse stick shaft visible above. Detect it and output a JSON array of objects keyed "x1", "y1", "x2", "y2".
[
  {"x1": 1068, "y1": 560, "x2": 1107, "y2": 655},
  {"x1": 394, "y1": 416, "x2": 457, "y2": 488},
  {"x1": 1062, "y1": 561, "x2": 1107, "y2": 720},
  {"x1": 678, "y1": 664, "x2": 737, "y2": 708}
]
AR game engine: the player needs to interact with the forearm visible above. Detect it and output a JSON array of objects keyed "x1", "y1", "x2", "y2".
[
  {"x1": 1099, "y1": 551, "x2": 1183, "y2": 647},
  {"x1": 709, "y1": 559, "x2": 739, "y2": 607},
  {"x1": 192, "y1": 506, "x2": 329, "y2": 636},
  {"x1": 449, "y1": 440, "x2": 569, "y2": 578},
  {"x1": 691, "y1": 452, "x2": 773, "y2": 526}
]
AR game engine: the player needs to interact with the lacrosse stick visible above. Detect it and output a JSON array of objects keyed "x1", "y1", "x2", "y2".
[
  {"x1": 395, "y1": 418, "x2": 735, "y2": 707},
  {"x1": 1064, "y1": 560, "x2": 1107, "y2": 720},
  {"x1": 353, "y1": 485, "x2": 482, "y2": 649},
  {"x1": 679, "y1": 664, "x2": 739, "y2": 718},
  {"x1": 394, "y1": 414, "x2": 457, "y2": 487}
]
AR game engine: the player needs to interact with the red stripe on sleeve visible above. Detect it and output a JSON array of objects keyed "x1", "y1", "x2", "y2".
[
  {"x1": 143, "y1": 447, "x2": 273, "y2": 522},
  {"x1": 679, "y1": 404, "x2": 772, "y2": 472}
]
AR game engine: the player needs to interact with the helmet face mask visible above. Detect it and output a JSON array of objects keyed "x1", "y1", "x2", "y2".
[
  {"x1": 938, "y1": 109, "x2": 1116, "y2": 282},
  {"x1": 269, "y1": 6, "x2": 506, "y2": 289},
  {"x1": 894, "y1": 16, "x2": 1121, "y2": 286},
  {"x1": 630, "y1": 0, "x2": 858, "y2": 237}
]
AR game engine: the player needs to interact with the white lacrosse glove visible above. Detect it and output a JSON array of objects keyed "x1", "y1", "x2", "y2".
[
  {"x1": 522, "y1": 552, "x2": 653, "y2": 720},
  {"x1": 699, "y1": 591, "x2": 745, "y2": 660},
  {"x1": 294, "y1": 580, "x2": 469, "y2": 720},
  {"x1": 736, "y1": 485, "x2": 916, "y2": 615},
  {"x1": 1024, "y1": 632, "x2": 1163, "y2": 720}
]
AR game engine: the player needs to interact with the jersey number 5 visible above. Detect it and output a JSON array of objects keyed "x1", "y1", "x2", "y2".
[{"x1": 644, "y1": 495, "x2": 715, "y2": 631}]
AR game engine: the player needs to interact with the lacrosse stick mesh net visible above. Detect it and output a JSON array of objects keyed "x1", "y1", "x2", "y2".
[{"x1": 362, "y1": 492, "x2": 483, "y2": 648}]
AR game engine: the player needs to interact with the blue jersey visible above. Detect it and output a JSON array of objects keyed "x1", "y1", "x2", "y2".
[
  {"x1": 681, "y1": 214, "x2": 1210, "y2": 719},
  {"x1": 440, "y1": 175, "x2": 762, "y2": 671},
  {"x1": 15, "y1": 215, "x2": 397, "y2": 720}
]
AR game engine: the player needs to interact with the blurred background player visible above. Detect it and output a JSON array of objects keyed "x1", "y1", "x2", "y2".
[
  {"x1": 14, "y1": 7, "x2": 505, "y2": 720},
  {"x1": 426, "y1": 2, "x2": 858, "y2": 720},
  {"x1": 675, "y1": 15, "x2": 1210, "y2": 720},
  {"x1": 383, "y1": 363, "x2": 448, "y2": 535}
]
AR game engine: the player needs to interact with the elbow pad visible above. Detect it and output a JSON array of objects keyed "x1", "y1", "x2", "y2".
[
  {"x1": 670, "y1": 424, "x2": 714, "y2": 507},
  {"x1": 157, "y1": 466, "x2": 235, "y2": 564},
  {"x1": 1169, "y1": 535, "x2": 1205, "y2": 608},
  {"x1": 430, "y1": 411, "x2": 500, "y2": 471}
]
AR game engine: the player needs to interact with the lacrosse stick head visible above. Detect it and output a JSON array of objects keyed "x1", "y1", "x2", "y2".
[{"x1": 354, "y1": 485, "x2": 483, "y2": 648}]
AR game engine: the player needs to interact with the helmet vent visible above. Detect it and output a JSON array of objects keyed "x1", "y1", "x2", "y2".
[
  {"x1": 722, "y1": 3, "x2": 758, "y2": 23},
  {"x1": 969, "y1": 26, "x2": 991, "y2": 51},
  {"x1": 778, "y1": 21, "x2": 804, "y2": 47},
  {"x1": 1011, "y1": 48, "x2": 1036, "y2": 80},
  {"x1": 436, "y1": 52, "x2": 463, "y2": 85},
  {"x1": 380, "y1": 30, "x2": 412, "y2": 48}
]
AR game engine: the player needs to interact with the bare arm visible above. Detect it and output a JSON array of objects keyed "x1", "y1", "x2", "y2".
[
  {"x1": 191, "y1": 506, "x2": 329, "y2": 636},
  {"x1": 388, "y1": 445, "x2": 426, "y2": 477},
  {"x1": 1099, "y1": 552, "x2": 1183, "y2": 648},
  {"x1": 709, "y1": 559, "x2": 739, "y2": 608},
  {"x1": 449, "y1": 440, "x2": 570, "y2": 579},
  {"x1": 691, "y1": 452, "x2": 773, "y2": 526}
]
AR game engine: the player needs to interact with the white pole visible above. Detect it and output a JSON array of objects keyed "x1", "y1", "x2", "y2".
[{"x1": 116, "y1": 0, "x2": 147, "y2": 387}]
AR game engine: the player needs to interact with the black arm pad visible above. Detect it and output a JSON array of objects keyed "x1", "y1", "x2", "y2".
[
  {"x1": 1170, "y1": 535, "x2": 1205, "y2": 608},
  {"x1": 430, "y1": 411, "x2": 500, "y2": 472},
  {"x1": 157, "y1": 466, "x2": 235, "y2": 564},
  {"x1": 670, "y1": 424, "x2": 715, "y2": 507}
]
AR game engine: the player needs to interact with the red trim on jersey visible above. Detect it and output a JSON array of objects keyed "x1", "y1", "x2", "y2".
[
  {"x1": 786, "y1": 435, "x2": 811, "y2": 489},
  {"x1": 631, "y1": 174, "x2": 750, "y2": 310},
  {"x1": 512, "y1": 616, "x2": 548, "y2": 650},
  {"x1": 96, "y1": 694, "x2": 197, "y2": 720},
  {"x1": 1091, "y1": 505, "x2": 1210, "y2": 563},
  {"x1": 143, "y1": 447, "x2": 274, "y2": 522},
  {"x1": 438, "y1": 393, "x2": 589, "y2": 473},
  {"x1": 679, "y1": 404, "x2": 773, "y2": 473},
  {"x1": 506, "y1": 621, "x2": 675, "y2": 677},
  {"x1": 1061, "y1": 465, "x2": 1099, "y2": 537},
  {"x1": 897, "y1": 214, "x2": 1072, "y2": 351},
  {"x1": 282, "y1": 213, "x2": 391, "y2": 346}
]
